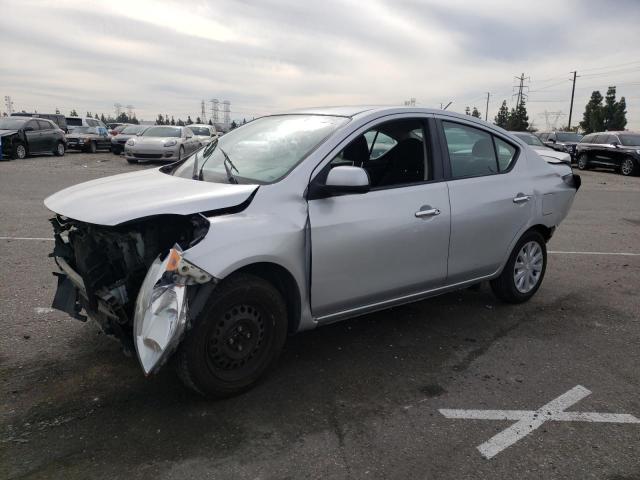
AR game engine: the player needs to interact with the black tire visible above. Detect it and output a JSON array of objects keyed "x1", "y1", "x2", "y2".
[
  {"x1": 577, "y1": 153, "x2": 589, "y2": 170},
  {"x1": 12, "y1": 142, "x2": 27, "y2": 160},
  {"x1": 177, "y1": 273, "x2": 288, "y2": 398},
  {"x1": 178, "y1": 146, "x2": 185, "y2": 161},
  {"x1": 87, "y1": 141, "x2": 97, "y2": 153},
  {"x1": 126, "y1": 158, "x2": 138, "y2": 164},
  {"x1": 620, "y1": 157, "x2": 637, "y2": 176},
  {"x1": 54, "y1": 141, "x2": 65, "y2": 157},
  {"x1": 112, "y1": 147, "x2": 121, "y2": 155},
  {"x1": 490, "y1": 230, "x2": 547, "y2": 304}
]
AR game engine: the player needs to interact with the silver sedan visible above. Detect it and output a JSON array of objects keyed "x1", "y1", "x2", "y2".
[
  {"x1": 124, "y1": 125, "x2": 199, "y2": 163},
  {"x1": 45, "y1": 106, "x2": 580, "y2": 398}
]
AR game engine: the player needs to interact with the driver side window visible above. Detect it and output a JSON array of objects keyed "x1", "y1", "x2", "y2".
[{"x1": 329, "y1": 119, "x2": 430, "y2": 188}]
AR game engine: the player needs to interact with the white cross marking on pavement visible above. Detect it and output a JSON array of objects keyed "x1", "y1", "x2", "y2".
[{"x1": 439, "y1": 385, "x2": 640, "y2": 459}]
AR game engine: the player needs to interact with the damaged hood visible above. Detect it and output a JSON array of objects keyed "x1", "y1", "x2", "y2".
[
  {"x1": 44, "y1": 168, "x2": 258, "y2": 226},
  {"x1": 0, "y1": 129, "x2": 19, "y2": 137}
]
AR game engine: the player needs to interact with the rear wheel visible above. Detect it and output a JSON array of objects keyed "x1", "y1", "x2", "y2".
[
  {"x1": 54, "y1": 141, "x2": 65, "y2": 157},
  {"x1": 12, "y1": 142, "x2": 27, "y2": 160},
  {"x1": 490, "y1": 230, "x2": 547, "y2": 304},
  {"x1": 620, "y1": 157, "x2": 637, "y2": 176},
  {"x1": 577, "y1": 154, "x2": 589, "y2": 170},
  {"x1": 177, "y1": 273, "x2": 288, "y2": 398}
]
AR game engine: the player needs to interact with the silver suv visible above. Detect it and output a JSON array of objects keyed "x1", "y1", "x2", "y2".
[{"x1": 45, "y1": 106, "x2": 580, "y2": 397}]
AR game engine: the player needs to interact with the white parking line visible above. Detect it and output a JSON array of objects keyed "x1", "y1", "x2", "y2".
[
  {"x1": 0, "y1": 237, "x2": 54, "y2": 241},
  {"x1": 439, "y1": 385, "x2": 640, "y2": 459},
  {"x1": 549, "y1": 250, "x2": 640, "y2": 256}
]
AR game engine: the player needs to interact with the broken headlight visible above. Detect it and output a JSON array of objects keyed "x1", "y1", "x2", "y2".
[{"x1": 134, "y1": 245, "x2": 212, "y2": 375}]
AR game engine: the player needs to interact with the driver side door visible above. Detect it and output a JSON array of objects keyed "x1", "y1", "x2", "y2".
[{"x1": 308, "y1": 117, "x2": 451, "y2": 321}]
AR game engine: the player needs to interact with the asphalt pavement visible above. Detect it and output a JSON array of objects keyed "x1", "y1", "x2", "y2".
[{"x1": 1, "y1": 151, "x2": 639, "y2": 479}]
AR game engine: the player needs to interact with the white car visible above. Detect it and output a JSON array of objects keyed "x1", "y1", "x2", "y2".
[
  {"x1": 187, "y1": 123, "x2": 218, "y2": 146},
  {"x1": 45, "y1": 107, "x2": 580, "y2": 397},
  {"x1": 124, "y1": 126, "x2": 200, "y2": 163},
  {"x1": 510, "y1": 131, "x2": 571, "y2": 165}
]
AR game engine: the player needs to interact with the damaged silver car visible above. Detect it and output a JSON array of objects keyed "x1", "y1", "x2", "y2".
[{"x1": 45, "y1": 106, "x2": 580, "y2": 397}]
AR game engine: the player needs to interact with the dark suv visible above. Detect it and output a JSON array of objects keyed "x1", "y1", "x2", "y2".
[
  {"x1": 11, "y1": 112, "x2": 68, "y2": 133},
  {"x1": 538, "y1": 131, "x2": 583, "y2": 162},
  {"x1": 575, "y1": 132, "x2": 640, "y2": 176},
  {"x1": 1, "y1": 117, "x2": 66, "y2": 160}
]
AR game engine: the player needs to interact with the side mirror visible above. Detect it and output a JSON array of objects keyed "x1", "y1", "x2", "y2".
[
  {"x1": 309, "y1": 166, "x2": 370, "y2": 199},
  {"x1": 611, "y1": 141, "x2": 620, "y2": 148},
  {"x1": 548, "y1": 138, "x2": 556, "y2": 143}
]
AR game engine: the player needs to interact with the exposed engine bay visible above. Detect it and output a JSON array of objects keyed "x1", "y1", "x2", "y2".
[{"x1": 50, "y1": 213, "x2": 212, "y2": 356}]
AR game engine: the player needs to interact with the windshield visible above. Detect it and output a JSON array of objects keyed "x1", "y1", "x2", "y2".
[
  {"x1": 189, "y1": 126, "x2": 211, "y2": 136},
  {"x1": 619, "y1": 134, "x2": 640, "y2": 146},
  {"x1": 556, "y1": 132, "x2": 582, "y2": 142},
  {"x1": 142, "y1": 126, "x2": 181, "y2": 137},
  {"x1": 0, "y1": 118, "x2": 27, "y2": 129},
  {"x1": 513, "y1": 132, "x2": 544, "y2": 147},
  {"x1": 121, "y1": 125, "x2": 145, "y2": 135},
  {"x1": 173, "y1": 114, "x2": 349, "y2": 184},
  {"x1": 69, "y1": 126, "x2": 92, "y2": 134}
]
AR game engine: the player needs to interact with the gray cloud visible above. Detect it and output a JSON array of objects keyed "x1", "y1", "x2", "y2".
[{"x1": 1, "y1": 0, "x2": 639, "y2": 128}]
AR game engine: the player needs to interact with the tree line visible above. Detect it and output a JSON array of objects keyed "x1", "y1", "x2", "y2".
[
  {"x1": 490, "y1": 85, "x2": 627, "y2": 133},
  {"x1": 66, "y1": 109, "x2": 139, "y2": 124}
]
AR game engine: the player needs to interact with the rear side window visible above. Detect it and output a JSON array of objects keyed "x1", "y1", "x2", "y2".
[
  {"x1": 443, "y1": 122, "x2": 496, "y2": 178},
  {"x1": 494, "y1": 137, "x2": 517, "y2": 171},
  {"x1": 66, "y1": 117, "x2": 82, "y2": 126},
  {"x1": 593, "y1": 135, "x2": 607, "y2": 144},
  {"x1": 37, "y1": 120, "x2": 51, "y2": 130}
]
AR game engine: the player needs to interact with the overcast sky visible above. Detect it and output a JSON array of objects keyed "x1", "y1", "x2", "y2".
[{"x1": 1, "y1": 0, "x2": 639, "y2": 129}]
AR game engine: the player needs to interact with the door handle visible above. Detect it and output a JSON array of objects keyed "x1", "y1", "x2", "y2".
[
  {"x1": 513, "y1": 194, "x2": 531, "y2": 204},
  {"x1": 415, "y1": 208, "x2": 441, "y2": 218}
]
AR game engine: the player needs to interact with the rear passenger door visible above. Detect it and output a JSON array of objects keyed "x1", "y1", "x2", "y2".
[
  {"x1": 24, "y1": 120, "x2": 43, "y2": 153},
  {"x1": 438, "y1": 119, "x2": 532, "y2": 282},
  {"x1": 37, "y1": 120, "x2": 55, "y2": 151}
]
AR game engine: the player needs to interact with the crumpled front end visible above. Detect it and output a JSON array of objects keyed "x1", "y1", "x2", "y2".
[{"x1": 49, "y1": 213, "x2": 216, "y2": 372}]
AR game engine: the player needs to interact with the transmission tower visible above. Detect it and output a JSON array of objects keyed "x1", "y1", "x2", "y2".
[
  {"x1": 223, "y1": 100, "x2": 231, "y2": 129},
  {"x1": 539, "y1": 110, "x2": 566, "y2": 130},
  {"x1": 4, "y1": 96, "x2": 15, "y2": 114},
  {"x1": 403, "y1": 97, "x2": 416, "y2": 106},
  {"x1": 210, "y1": 99, "x2": 219, "y2": 124},
  {"x1": 200, "y1": 100, "x2": 207, "y2": 123},
  {"x1": 125, "y1": 104, "x2": 135, "y2": 118},
  {"x1": 114, "y1": 103, "x2": 122, "y2": 117},
  {"x1": 512, "y1": 73, "x2": 530, "y2": 106}
]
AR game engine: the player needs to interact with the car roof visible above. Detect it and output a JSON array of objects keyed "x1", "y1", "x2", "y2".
[
  {"x1": 279, "y1": 105, "x2": 495, "y2": 122},
  {"x1": 187, "y1": 124, "x2": 212, "y2": 128}
]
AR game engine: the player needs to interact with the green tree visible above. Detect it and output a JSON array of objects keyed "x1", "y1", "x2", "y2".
[
  {"x1": 196, "y1": 116, "x2": 202, "y2": 124},
  {"x1": 231, "y1": 120, "x2": 238, "y2": 129},
  {"x1": 494, "y1": 100, "x2": 509, "y2": 128},
  {"x1": 471, "y1": 107, "x2": 481, "y2": 118},
  {"x1": 186, "y1": 115, "x2": 193, "y2": 125},
  {"x1": 156, "y1": 114, "x2": 165, "y2": 125},
  {"x1": 70, "y1": 109, "x2": 78, "y2": 117},
  {"x1": 86, "y1": 111, "x2": 92, "y2": 118},
  {"x1": 171, "y1": 116, "x2": 176, "y2": 126},
  {"x1": 176, "y1": 118, "x2": 185, "y2": 126},
  {"x1": 130, "y1": 115, "x2": 139, "y2": 125},
  {"x1": 208, "y1": 119, "x2": 213, "y2": 126},
  {"x1": 506, "y1": 100, "x2": 529, "y2": 131},
  {"x1": 465, "y1": 106, "x2": 471, "y2": 116},
  {"x1": 100, "y1": 113, "x2": 106, "y2": 123},
  {"x1": 612, "y1": 96, "x2": 627, "y2": 131},
  {"x1": 580, "y1": 91, "x2": 605, "y2": 134}
]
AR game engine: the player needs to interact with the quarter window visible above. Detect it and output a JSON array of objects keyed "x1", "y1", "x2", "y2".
[{"x1": 494, "y1": 137, "x2": 517, "y2": 171}]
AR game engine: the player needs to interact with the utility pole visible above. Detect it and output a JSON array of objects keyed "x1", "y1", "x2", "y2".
[
  {"x1": 485, "y1": 92, "x2": 490, "y2": 121},
  {"x1": 567, "y1": 71, "x2": 578, "y2": 131},
  {"x1": 513, "y1": 73, "x2": 529, "y2": 107}
]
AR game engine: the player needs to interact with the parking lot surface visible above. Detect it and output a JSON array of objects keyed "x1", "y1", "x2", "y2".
[{"x1": 1, "y1": 152, "x2": 639, "y2": 479}]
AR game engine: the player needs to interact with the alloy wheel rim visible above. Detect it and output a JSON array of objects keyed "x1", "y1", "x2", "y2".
[
  {"x1": 622, "y1": 159, "x2": 632, "y2": 175},
  {"x1": 57, "y1": 143, "x2": 64, "y2": 155},
  {"x1": 578, "y1": 156, "x2": 586, "y2": 168},
  {"x1": 17, "y1": 145, "x2": 26, "y2": 158},
  {"x1": 513, "y1": 241, "x2": 544, "y2": 293}
]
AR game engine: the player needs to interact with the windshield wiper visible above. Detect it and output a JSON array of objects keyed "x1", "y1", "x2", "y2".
[{"x1": 220, "y1": 147, "x2": 240, "y2": 184}]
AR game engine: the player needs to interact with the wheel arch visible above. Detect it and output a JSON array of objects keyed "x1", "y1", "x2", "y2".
[{"x1": 231, "y1": 262, "x2": 302, "y2": 335}]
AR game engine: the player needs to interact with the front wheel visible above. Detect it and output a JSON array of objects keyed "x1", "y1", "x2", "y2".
[
  {"x1": 620, "y1": 157, "x2": 637, "y2": 176},
  {"x1": 12, "y1": 142, "x2": 27, "y2": 160},
  {"x1": 490, "y1": 230, "x2": 547, "y2": 304},
  {"x1": 178, "y1": 146, "x2": 185, "y2": 161},
  {"x1": 54, "y1": 141, "x2": 65, "y2": 157},
  {"x1": 577, "y1": 154, "x2": 589, "y2": 170},
  {"x1": 177, "y1": 273, "x2": 288, "y2": 398},
  {"x1": 87, "y1": 141, "x2": 97, "y2": 153}
]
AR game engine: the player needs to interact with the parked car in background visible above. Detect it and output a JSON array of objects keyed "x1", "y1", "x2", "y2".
[
  {"x1": 1, "y1": 116, "x2": 66, "y2": 160},
  {"x1": 124, "y1": 125, "x2": 199, "y2": 163},
  {"x1": 509, "y1": 132, "x2": 571, "y2": 165},
  {"x1": 111, "y1": 124, "x2": 147, "y2": 155},
  {"x1": 11, "y1": 112, "x2": 68, "y2": 133},
  {"x1": 45, "y1": 106, "x2": 580, "y2": 397},
  {"x1": 576, "y1": 131, "x2": 640, "y2": 176},
  {"x1": 66, "y1": 117, "x2": 107, "y2": 130},
  {"x1": 108, "y1": 123, "x2": 130, "y2": 136},
  {"x1": 66, "y1": 126, "x2": 111, "y2": 153},
  {"x1": 187, "y1": 123, "x2": 218, "y2": 146},
  {"x1": 538, "y1": 131, "x2": 583, "y2": 161}
]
